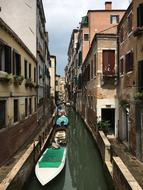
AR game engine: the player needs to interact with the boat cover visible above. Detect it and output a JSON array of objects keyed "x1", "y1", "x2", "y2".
[
  {"x1": 39, "y1": 148, "x2": 64, "y2": 168},
  {"x1": 56, "y1": 115, "x2": 69, "y2": 126}
]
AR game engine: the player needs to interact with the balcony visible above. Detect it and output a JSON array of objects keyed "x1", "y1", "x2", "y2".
[{"x1": 100, "y1": 74, "x2": 118, "y2": 87}]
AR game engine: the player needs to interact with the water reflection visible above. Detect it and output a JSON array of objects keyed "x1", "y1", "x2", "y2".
[{"x1": 24, "y1": 108, "x2": 113, "y2": 190}]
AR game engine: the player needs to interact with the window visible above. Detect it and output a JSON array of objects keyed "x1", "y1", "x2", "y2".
[
  {"x1": 39, "y1": 66, "x2": 41, "y2": 79},
  {"x1": 34, "y1": 67, "x2": 36, "y2": 82},
  {"x1": 103, "y1": 50, "x2": 115, "y2": 75},
  {"x1": 25, "y1": 98, "x2": 28, "y2": 117},
  {"x1": 34, "y1": 97, "x2": 37, "y2": 112},
  {"x1": 128, "y1": 13, "x2": 132, "y2": 34},
  {"x1": 90, "y1": 59, "x2": 93, "y2": 79},
  {"x1": 0, "y1": 100, "x2": 6, "y2": 128},
  {"x1": 125, "y1": 51, "x2": 133, "y2": 73},
  {"x1": 110, "y1": 15, "x2": 119, "y2": 24},
  {"x1": 120, "y1": 58, "x2": 124, "y2": 75},
  {"x1": 0, "y1": 43, "x2": 11, "y2": 73},
  {"x1": 137, "y1": 3, "x2": 143, "y2": 27},
  {"x1": 14, "y1": 99, "x2": 18, "y2": 123},
  {"x1": 94, "y1": 54, "x2": 96, "y2": 76},
  {"x1": 13, "y1": 51, "x2": 21, "y2": 75},
  {"x1": 24, "y1": 60, "x2": 27, "y2": 79},
  {"x1": 87, "y1": 64, "x2": 90, "y2": 81},
  {"x1": 84, "y1": 33, "x2": 89, "y2": 41},
  {"x1": 29, "y1": 63, "x2": 31, "y2": 79},
  {"x1": 29, "y1": 98, "x2": 32, "y2": 115},
  {"x1": 138, "y1": 60, "x2": 143, "y2": 92},
  {"x1": 120, "y1": 27, "x2": 124, "y2": 43},
  {"x1": 78, "y1": 51, "x2": 82, "y2": 66}
]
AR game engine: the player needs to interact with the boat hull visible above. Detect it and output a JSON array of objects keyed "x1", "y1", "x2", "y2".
[{"x1": 35, "y1": 147, "x2": 67, "y2": 186}]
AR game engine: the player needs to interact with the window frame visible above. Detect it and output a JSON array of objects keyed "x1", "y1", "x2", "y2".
[{"x1": 110, "y1": 15, "x2": 119, "y2": 24}]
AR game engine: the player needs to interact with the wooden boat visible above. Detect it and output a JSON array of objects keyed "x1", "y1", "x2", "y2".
[{"x1": 35, "y1": 128, "x2": 67, "y2": 186}]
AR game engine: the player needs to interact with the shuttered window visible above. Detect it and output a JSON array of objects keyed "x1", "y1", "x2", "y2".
[
  {"x1": 128, "y1": 13, "x2": 132, "y2": 34},
  {"x1": 120, "y1": 27, "x2": 124, "y2": 43},
  {"x1": 90, "y1": 59, "x2": 93, "y2": 79},
  {"x1": 29, "y1": 63, "x2": 31, "y2": 79},
  {"x1": 125, "y1": 51, "x2": 133, "y2": 73},
  {"x1": 0, "y1": 100, "x2": 6, "y2": 128},
  {"x1": 24, "y1": 60, "x2": 27, "y2": 79},
  {"x1": 94, "y1": 54, "x2": 96, "y2": 76},
  {"x1": 120, "y1": 58, "x2": 124, "y2": 75},
  {"x1": 13, "y1": 50, "x2": 21, "y2": 76},
  {"x1": 14, "y1": 99, "x2": 18, "y2": 123},
  {"x1": 5, "y1": 45, "x2": 11, "y2": 73},
  {"x1": 25, "y1": 98, "x2": 28, "y2": 117},
  {"x1": 138, "y1": 60, "x2": 143, "y2": 92},
  {"x1": 137, "y1": 3, "x2": 143, "y2": 27},
  {"x1": 0, "y1": 43, "x2": 12, "y2": 73},
  {"x1": 103, "y1": 50, "x2": 115, "y2": 75},
  {"x1": 29, "y1": 98, "x2": 32, "y2": 115}
]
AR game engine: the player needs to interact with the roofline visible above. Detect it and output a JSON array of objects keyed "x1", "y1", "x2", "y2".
[
  {"x1": 118, "y1": 2, "x2": 132, "y2": 29},
  {"x1": 88, "y1": 9, "x2": 126, "y2": 13},
  {"x1": 38, "y1": 0, "x2": 46, "y2": 24},
  {"x1": 0, "y1": 18, "x2": 37, "y2": 63}
]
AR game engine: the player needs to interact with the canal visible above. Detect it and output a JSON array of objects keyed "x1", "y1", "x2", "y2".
[{"x1": 23, "y1": 108, "x2": 114, "y2": 190}]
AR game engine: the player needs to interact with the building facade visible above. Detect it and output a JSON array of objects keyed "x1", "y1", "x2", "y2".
[
  {"x1": 66, "y1": 1, "x2": 125, "y2": 137},
  {"x1": 0, "y1": 0, "x2": 51, "y2": 125},
  {"x1": 0, "y1": 18, "x2": 37, "y2": 165},
  {"x1": 82, "y1": 33, "x2": 118, "y2": 135},
  {"x1": 49, "y1": 55, "x2": 56, "y2": 100},
  {"x1": 0, "y1": 0, "x2": 37, "y2": 56},
  {"x1": 118, "y1": 0, "x2": 143, "y2": 161},
  {"x1": 55, "y1": 75, "x2": 65, "y2": 104}
]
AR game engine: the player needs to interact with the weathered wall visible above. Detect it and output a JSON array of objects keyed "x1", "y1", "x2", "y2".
[{"x1": 0, "y1": 114, "x2": 37, "y2": 166}]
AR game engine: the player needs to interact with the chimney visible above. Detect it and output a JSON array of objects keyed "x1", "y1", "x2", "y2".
[{"x1": 105, "y1": 2, "x2": 112, "y2": 10}]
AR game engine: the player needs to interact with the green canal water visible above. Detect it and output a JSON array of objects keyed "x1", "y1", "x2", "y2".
[{"x1": 24, "y1": 108, "x2": 114, "y2": 190}]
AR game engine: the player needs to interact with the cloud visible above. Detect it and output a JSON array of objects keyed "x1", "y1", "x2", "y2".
[{"x1": 43, "y1": 0, "x2": 130, "y2": 76}]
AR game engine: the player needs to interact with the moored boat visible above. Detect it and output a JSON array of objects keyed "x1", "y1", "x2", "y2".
[{"x1": 35, "y1": 128, "x2": 67, "y2": 186}]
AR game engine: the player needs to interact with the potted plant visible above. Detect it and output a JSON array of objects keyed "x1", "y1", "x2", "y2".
[
  {"x1": 96, "y1": 119, "x2": 110, "y2": 134},
  {"x1": 25, "y1": 78, "x2": 35, "y2": 88},
  {"x1": 13, "y1": 75, "x2": 24, "y2": 85},
  {"x1": 134, "y1": 92, "x2": 143, "y2": 101}
]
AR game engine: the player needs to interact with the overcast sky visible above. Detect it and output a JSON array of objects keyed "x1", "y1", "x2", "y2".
[{"x1": 43, "y1": 0, "x2": 130, "y2": 76}]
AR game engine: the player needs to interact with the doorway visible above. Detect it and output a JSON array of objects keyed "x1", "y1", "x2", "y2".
[
  {"x1": 101, "y1": 108, "x2": 115, "y2": 133},
  {"x1": 0, "y1": 100, "x2": 6, "y2": 129}
]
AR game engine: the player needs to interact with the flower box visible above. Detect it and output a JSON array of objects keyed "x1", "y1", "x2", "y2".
[
  {"x1": 13, "y1": 75, "x2": 24, "y2": 85},
  {"x1": 0, "y1": 71, "x2": 12, "y2": 82},
  {"x1": 25, "y1": 78, "x2": 35, "y2": 88}
]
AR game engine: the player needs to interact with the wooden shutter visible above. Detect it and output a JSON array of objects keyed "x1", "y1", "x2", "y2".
[
  {"x1": 103, "y1": 50, "x2": 115, "y2": 75},
  {"x1": 5, "y1": 45, "x2": 11, "y2": 73},
  {"x1": 138, "y1": 60, "x2": 143, "y2": 92},
  {"x1": 29, "y1": 63, "x2": 31, "y2": 79},
  {"x1": 24, "y1": 60, "x2": 27, "y2": 79},
  {"x1": 137, "y1": 4, "x2": 143, "y2": 27},
  {"x1": 120, "y1": 58, "x2": 124, "y2": 75},
  {"x1": 14, "y1": 99, "x2": 18, "y2": 122},
  {"x1": 140, "y1": 4, "x2": 143, "y2": 27},
  {"x1": 16, "y1": 53, "x2": 21, "y2": 76},
  {"x1": 0, "y1": 101, "x2": 6, "y2": 128}
]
